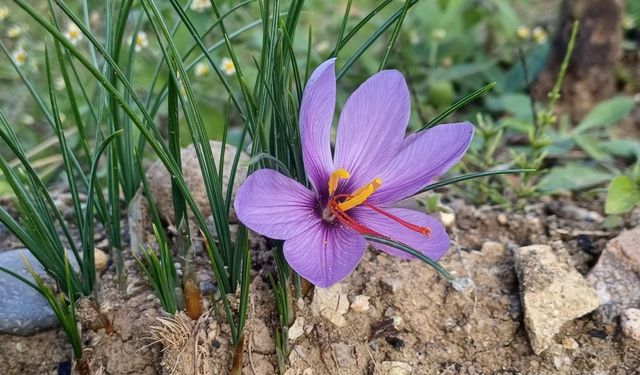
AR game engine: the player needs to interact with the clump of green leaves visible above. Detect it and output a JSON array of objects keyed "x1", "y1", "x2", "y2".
[
  {"x1": 605, "y1": 171, "x2": 640, "y2": 215},
  {"x1": 137, "y1": 225, "x2": 179, "y2": 314}
]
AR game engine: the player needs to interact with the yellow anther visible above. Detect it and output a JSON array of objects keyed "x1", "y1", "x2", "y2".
[
  {"x1": 328, "y1": 169, "x2": 350, "y2": 196},
  {"x1": 337, "y1": 178, "x2": 382, "y2": 211}
]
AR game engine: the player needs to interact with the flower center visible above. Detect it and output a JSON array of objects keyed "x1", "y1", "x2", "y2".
[{"x1": 324, "y1": 169, "x2": 431, "y2": 238}]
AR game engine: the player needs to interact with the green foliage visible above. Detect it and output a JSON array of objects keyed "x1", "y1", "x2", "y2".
[
  {"x1": 537, "y1": 164, "x2": 612, "y2": 193},
  {"x1": 137, "y1": 225, "x2": 179, "y2": 314},
  {"x1": 605, "y1": 175, "x2": 640, "y2": 215}
]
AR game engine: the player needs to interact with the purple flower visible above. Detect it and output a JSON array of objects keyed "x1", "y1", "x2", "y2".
[{"x1": 234, "y1": 59, "x2": 473, "y2": 287}]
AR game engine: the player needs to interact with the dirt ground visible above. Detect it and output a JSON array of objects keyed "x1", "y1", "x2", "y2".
[{"x1": 1, "y1": 192, "x2": 639, "y2": 375}]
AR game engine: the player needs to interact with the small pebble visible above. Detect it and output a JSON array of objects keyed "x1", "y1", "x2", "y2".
[
  {"x1": 621, "y1": 308, "x2": 640, "y2": 341},
  {"x1": 288, "y1": 317, "x2": 305, "y2": 342},
  {"x1": 561, "y1": 337, "x2": 579, "y2": 350},
  {"x1": 381, "y1": 278, "x2": 403, "y2": 293},
  {"x1": 350, "y1": 295, "x2": 370, "y2": 312},
  {"x1": 385, "y1": 336, "x2": 405, "y2": 350},
  {"x1": 94, "y1": 248, "x2": 109, "y2": 273},
  {"x1": 481, "y1": 241, "x2": 505, "y2": 256},
  {"x1": 497, "y1": 213, "x2": 508, "y2": 225},
  {"x1": 439, "y1": 211, "x2": 455, "y2": 228}
]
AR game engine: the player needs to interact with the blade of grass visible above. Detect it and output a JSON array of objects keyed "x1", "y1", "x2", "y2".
[
  {"x1": 378, "y1": 0, "x2": 411, "y2": 71},
  {"x1": 414, "y1": 168, "x2": 536, "y2": 195},
  {"x1": 421, "y1": 82, "x2": 497, "y2": 130}
]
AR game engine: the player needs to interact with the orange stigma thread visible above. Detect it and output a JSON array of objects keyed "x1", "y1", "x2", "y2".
[{"x1": 325, "y1": 169, "x2": 431, "y2": 238}]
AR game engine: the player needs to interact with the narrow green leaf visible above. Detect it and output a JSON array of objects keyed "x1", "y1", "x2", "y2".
[{"x1": 421, "y1": 82, "x2": 496, "y2": 130}]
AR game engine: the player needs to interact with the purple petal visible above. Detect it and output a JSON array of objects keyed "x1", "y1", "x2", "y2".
[
  {"x1": 234, "y1": 169, "x2": 319, "y2": 240},
  {"x1": 351, "y1": 206, "x2": 450, "y2": 260},
  {"x1": 299, "y1": 59, "x2": 336, "y2": 195},
  {"x1": 371, "y1": 123, "x2": 474, "y2": 205},
  {"x1": 334, "y1": 70, "x2": 410, "y2": 191},
  {"x1": 284, "y1": 222, "x2": 366, "y2": 288}
]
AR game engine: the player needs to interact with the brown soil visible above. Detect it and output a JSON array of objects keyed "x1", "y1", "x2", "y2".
[{"x1": 1, "y1": 195, "x2": 639, "y2": 374}]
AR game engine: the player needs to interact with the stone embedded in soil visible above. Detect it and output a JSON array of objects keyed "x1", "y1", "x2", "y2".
[
  {"x1": 350, "y1": 294, "x2": 370, "y2": 312},
  {"x1": 310, "y1": 283, "x2": 350, "y2": 327},
  {"x1": 621, "y1": 308, "x2": 640, "y2": 341},
  {"x1": 513, "y1": 244, "x2": 600, "y2": 355},
  {"x1": 128, "y1": 141, "x2": 248, "y2": 251},
  {"x1": 439, "y1": 211, "x2": 455, "y2": 228},
  {"x1": 481, "y1": 241, "x2": 505, "y2": 256},
  {"x1": 331, "y1": 342, "x2": 356, "y2": 368},
  {"x1": 251, "y1": 318, "x2": 275, "y2": 353},
  {"x1": 288, "y1": 316, "x2": 305, "y2": 342},
  {"x1": 94, "y1": 248, "x2": 109, "y2": 273},
  {"x1": 561, "y1": 337, "x2": 579, "y2": 350},
  {"x1": 586, "y1": 228, "x2": 640, "y2": 320},
  {"x1": 380, "y1": 361, "x2": 413, "y2": 375},
  {"x1": 0, "y1": 248, "x2": 76, "y2": 335}
]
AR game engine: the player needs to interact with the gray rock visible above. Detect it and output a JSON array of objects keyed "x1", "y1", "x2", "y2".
[
  {"x1": 587, "y1": 228, "x2": 640, "y2": 320},
  {"x1": 513, "y1": 245, "x2": 599, "y2": 354},
  {"x1": 0, "y1": 248, "x2": 76, "y2": 335}
]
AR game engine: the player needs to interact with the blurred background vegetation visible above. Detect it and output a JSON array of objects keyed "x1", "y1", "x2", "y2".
[{"x1": 0, "y1": 0, "x2": 638, "y2": 211}]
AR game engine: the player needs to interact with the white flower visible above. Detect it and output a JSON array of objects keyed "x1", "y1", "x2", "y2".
[
  {"x1": 194, "y1": 62, "x2": 210, "y2": 77},
  {"x1": 90, "y1": 11, "x2": 101, "y2": 24},
  {"x1": 134, "y1": 31, "x2": 149, "y2": 52},
  {"x1": 64, "y1": 23, "x2": 83, "y2": 45},
  {"x1": 220, "y1": 57, "x2": 235, "y2": 76},
  {"x1": 516, "y1": 26, "x2": 531, "y2": 40},
  {"x1": 314, "y1": 40, "x2": 330, "y2": 53},
  {"x1": 190, "y1": 0, "x2": 211, "y2": 12},
  {"x1": 55, "y1": 77, "x2": 66, "y2": 91},
  {"x1": 0, "y1": 6, "x2": 9, "y2": 21},
  {"x1": 532, "y1": 26, "x2": 547, "y2": 44},
  {"x1": 622, "y1": 15, "x2": 636, "y2": 30},
  {"x1": 409, "y1": 30, "x2": 420, "y2": 45},
  {"x1": 11, "y1": 48, "x2": 26, "y2": 66},
  {"x1": 21, "y1": 114, "x2": 34, "y2": 125},
  {"x1": 431, "y1": 28, "x2": 446, "y2": 41},
  {"x1": 7, "y1": 25, "x2": 23, "y2": 38}
]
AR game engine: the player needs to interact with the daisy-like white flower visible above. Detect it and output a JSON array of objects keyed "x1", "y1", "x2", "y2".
[
  {"x1": 190, "y1": 0, "x2": 212, "y2": 12},
  {"x1": 11, "y1": 48, "x2": 26, "y2": 66},
  {"x1": 315, "y1": 41, "x2": 330, "y2": 54},
  {"x1": 64, "y1": 23, "x2": 83, "y2": 45},
  {"x1": 220, "y1": 57, "x2": 235, "y2": 76},
  {"x1": 194, "y1": 62, "x2": 210, "y2": 77},
  {"x1": 516, "y1": 26, "x2": 531, "y2": 40},
  {"x1": 409, "y1": 30, "x2": 420, "y2": 45},
  {"x1": 431, "y1": 28, "x2": 446, "y2": 41},
  {"x1": 234, "y1": 59, "x2": 473, "y2": 287},
  {"x1": 54, "y1": 77, "x2": 66, "y2": 91},
  {"x1": 134, "y1": 31, "x2": 149, "y2": 52},
  {"x1": 0, "y1": 6, "x2": 9, "y2": 21},
  {"x1": 7, "y1": 25, "x2": 23, "y2": 38},
  {"x1": 532, "y1": 26, "x2": 547, "y2": 44}
]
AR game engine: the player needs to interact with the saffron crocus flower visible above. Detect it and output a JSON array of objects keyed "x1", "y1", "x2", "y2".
[{"x1": 234, "y1": 59, "x2": 473, "y2": 287}]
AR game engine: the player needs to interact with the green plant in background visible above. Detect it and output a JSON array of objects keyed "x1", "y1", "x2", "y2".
[
  {"x1": 4, "y1": 0, "x2": 637, "y2": 372},
  {"x1": 605, "y1": 168, "x2": 640, "y2": 215}
]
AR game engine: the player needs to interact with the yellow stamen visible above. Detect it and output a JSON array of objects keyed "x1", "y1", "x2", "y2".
[
  {"x1": 328, "y1": 169, "x2": 350, "y2": 196},
  {"x1": 337, "y1": 178, "x2": 382, "y2": 211}
]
